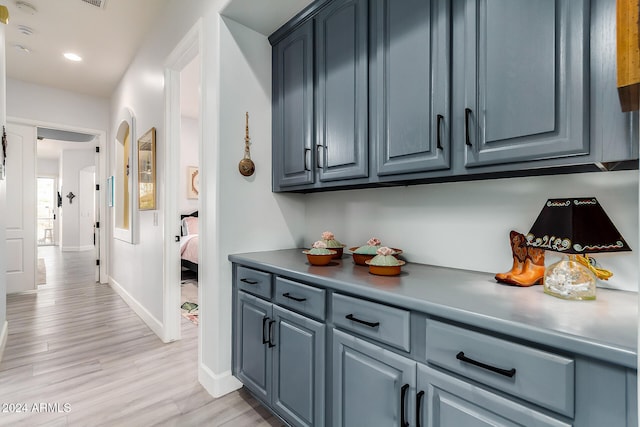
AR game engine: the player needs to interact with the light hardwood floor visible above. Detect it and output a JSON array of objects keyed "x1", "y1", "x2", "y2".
[{"x1": 0, "y1": 246, "x2": 283, "y2": 426}]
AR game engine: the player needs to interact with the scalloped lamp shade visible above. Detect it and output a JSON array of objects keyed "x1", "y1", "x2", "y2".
[{"x1": 526, "y1": 198, "x2": 631, "y2": 300}]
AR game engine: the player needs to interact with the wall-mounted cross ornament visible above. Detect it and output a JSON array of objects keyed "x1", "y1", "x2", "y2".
[{"x1": 66, "y1": 192, "x2": 76, "y2": 204}]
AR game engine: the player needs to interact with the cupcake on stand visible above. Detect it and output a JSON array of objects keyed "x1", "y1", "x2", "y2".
[
  {"x1": 320, "y1": 231, "x2": 346, "y2": 259},
  {"x1": 303, "y1": 241, "x2": 336, "y2": 266},
  {"x1": 350, "y1": 238, "x2": 403, "y2": 266},
  {"x1": 365, "y1": 246, "x2": 406, "y2": 276}
]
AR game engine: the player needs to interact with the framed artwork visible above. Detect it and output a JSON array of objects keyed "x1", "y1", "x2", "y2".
[
  {"x1": 138, "y1": 127, "x2": 156, "y2": 210},
  {"x1": 188, "y1": 166, "x2": 199, "y2": 199}
]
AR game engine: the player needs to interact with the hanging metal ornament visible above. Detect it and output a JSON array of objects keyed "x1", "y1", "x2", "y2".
[{"x1": 238, "y1": 112, "x2": 255, "y2": 177}]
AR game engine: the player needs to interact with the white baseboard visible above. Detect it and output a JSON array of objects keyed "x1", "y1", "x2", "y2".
[
  {"x1": 199, "y1": 364, "x2": 242, "y2": 398},
  {"x1": 109, "y1": 276, "x2": 165, "y2": 341},
  {"x1": 61, "y1": 246, "x2": 94, "y2": 252},
  {"x1": 0, "y1": 321, "x2": 8, "y2": 366}
]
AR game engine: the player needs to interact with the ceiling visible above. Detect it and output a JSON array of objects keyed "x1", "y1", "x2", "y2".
[{"x1": 2, "y1": 0, "x2": 313, "y2": 158}]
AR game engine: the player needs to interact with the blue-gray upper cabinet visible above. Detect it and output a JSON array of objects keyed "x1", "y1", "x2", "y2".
[
  {"x1": 272, "y1": 21, "x2": 315, "y2": 189},
  {"x1": 371, "y1": 0, "x2": 451, "y2": 176},
  {"x1": 460, "y1": 0, "x2": 589, "y2": 168},
  {"x1": 315, "y1": 0, "x2": 369, "y2": 182}
]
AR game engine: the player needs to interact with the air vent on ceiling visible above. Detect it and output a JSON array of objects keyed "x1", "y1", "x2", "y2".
[{"x1": 80, "y1": 0, "x2": 107, "y2": 9}]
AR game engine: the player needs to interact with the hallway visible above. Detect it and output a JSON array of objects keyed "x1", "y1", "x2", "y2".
[{"x1": 0, "y1": 247, "x2": 281, "y2": 426}]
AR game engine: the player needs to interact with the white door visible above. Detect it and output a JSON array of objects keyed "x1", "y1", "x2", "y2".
[{"x1": 6, "y1": 123, "x2": 36, "y2": 293}]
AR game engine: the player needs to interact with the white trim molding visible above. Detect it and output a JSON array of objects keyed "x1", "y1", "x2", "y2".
[
  {"x1": 0, "y1": 321, "x2": 8, "y2": 365},
  {"x1": 198, "y1": 363, "x2": 242, "y2": 398},
  {"x1": 109, "y1": 277, "x2": 165, "y2": 341}
]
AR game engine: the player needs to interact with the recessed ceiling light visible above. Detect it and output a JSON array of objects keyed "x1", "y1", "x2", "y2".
[
  {"x1": 63, "y1": 52, "x2": 82, "y2": 62},
  {"x1": 14, "y1": 44, "x2": 31, "y2": 53}
]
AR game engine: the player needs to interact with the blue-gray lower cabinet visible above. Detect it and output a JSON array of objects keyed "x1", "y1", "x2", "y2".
[
  {"x1": 332, "y1": 329, "x2": 416, "y2": 427},
  {"x1": 418, "y1": 364, "x2": 571, "y2": 427},
  {"x1": 235, "y1": 291, "x2": 325, "y2": 427}
]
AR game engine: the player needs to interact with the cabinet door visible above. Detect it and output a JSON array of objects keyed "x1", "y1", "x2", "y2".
[
  {"x1": 272, "y1": 305, "x2": 325, "y2": 427},
  {"x1": 332, "y1": 329, "x2": 416, "y2": 427},
  {"x1": 371, "y1": 0, "x2": 451, "y2": 176},
  {"x1": 315, "y1": 0, "x2": 368, "y2": 182},
  {"x1": 462, "y1": 0, "x2": 588, "y2": 167},
  {"x1": 236, "y1": 292, "x2": 273, "y2": 402},
  {"x1": 418, "y1": 364, "x2": 571, "y2": 427},
  {"x1": 273, "y1": 21, "x2": 314, "y2": 189}
]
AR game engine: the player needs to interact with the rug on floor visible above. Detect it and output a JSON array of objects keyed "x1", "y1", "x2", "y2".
[
  {"x1": 181, "y1": 280, "x2": 199, "y2": 325},
  {"x1": 37, "y1": 258, "x2": 46, "y2": 285}
]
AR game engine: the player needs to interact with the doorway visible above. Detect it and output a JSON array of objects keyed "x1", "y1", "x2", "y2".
[
  {"x1": 36, "y1": 177, "x2": 57, "y2": 246},
  {"x1": 163, "y1": 22, "x2": 202, "y2": 343}
]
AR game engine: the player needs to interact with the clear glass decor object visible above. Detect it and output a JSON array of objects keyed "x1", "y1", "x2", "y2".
[{"x1": 543, "y1": 255, "x2": 596, "y2": 300}]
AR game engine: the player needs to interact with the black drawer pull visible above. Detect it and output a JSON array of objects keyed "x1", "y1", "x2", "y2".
[
  {"x1": 268, "y1": 320, "x2": 276, "y2": 348},
  {"x1": 262, "y1": 317, "x2": 270, "y2": 344},
  {"x1": 345, "y1": 314, "x2": 380, "y2": 328},
  {"x1": 456, "y1": 351, "x2": 516, "y2": 378},
  {"x1": 240, "y1": 278, "x2": 259, "y2": 285},
  {"x1": 400, "y1": 384, "x2": 409, "y2": 427},
  {"x1": 282, "y1": 292, "x2": 307, "y2": 302},
  {"x1": 416, "y1": 390, "x2": 425, "y2": 427},
  {"x1": 436, "y1": 114, "x2": 444, "y2": 150},
  {"x1": 464, "y1": 108, "x2": 473, "y2": 147}
]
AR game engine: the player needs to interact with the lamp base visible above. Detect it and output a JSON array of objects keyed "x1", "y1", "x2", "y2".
[{"x1": 543, "y1": 255, "x2": 596, "y2": 300}]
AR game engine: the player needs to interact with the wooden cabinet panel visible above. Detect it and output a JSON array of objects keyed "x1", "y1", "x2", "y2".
[
  {"x1": 315, "y1": 0, "x2": 369, "y2": 182},
  {"x1": 273, "y1": 21, "x2": 315, "y2": 189},
  {"x1": 462, "y1": 0, "x2": 589, "y2": 167},
  {"x1": 371, "y1": 0, "x2": 451, "y2": 175}
]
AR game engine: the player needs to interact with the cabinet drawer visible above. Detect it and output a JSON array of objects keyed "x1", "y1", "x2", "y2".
[
  {"x1": 274, "y1": 277, "x2": 326, "y2": 320},
  {"x1": 236, "y1": 266, "x2": 272, "y2": 299},
  {"x1": 332, "y1": 293, "x2": 410, "y2": 351},
  {"x1": 426, "y1": 319, "x2": 575, "y2": 417}
]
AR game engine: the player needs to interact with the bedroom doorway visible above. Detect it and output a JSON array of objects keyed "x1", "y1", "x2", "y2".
[{"x1": 163, "y1": 22, "x2": 202, "y2": 343}]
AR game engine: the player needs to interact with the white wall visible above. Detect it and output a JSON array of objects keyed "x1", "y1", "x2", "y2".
[
  {"x1": 180, "y1": 116, "x2": 199, "y2": 213},
  {"x1": 304, "y1": 170, "x2": 639, "y2": 292},
  {"x1": 60, "y1": 149, "x2": 95, "y2": 251},
  {"x1": 37, "y1": 158, "x2": 58, "y2": 176},
  {"x1": 108, "y1": 0, "x2": 306, "y2": 397},
  {"x1": 7, "y1": 79, "x2": 109, "y2": 131}
]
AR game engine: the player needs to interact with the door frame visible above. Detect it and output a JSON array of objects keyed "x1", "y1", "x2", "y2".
[
  {"x1": 163, "y1": 20, "x2": 202, "y2": 343},
  {"x1": 10, "y1": 116, "x2": 108, "y2": 283}
]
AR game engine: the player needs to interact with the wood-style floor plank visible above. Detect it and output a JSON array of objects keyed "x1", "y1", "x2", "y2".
[{"x1": 0, "y1": 246, "x2": 283, "y2": 426}]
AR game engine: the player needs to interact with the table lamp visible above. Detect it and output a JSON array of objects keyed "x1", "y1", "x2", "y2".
[{"x1": 526, "y1": 198, "x2": 631, "y2": 300}]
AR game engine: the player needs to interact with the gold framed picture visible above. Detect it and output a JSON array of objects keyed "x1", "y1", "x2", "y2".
[
  {"x1": 188, "y1": 166, "x2": 199, "y2": 199},
  {"x1": 138, "y1": 127, "x2": 156, "y2": 210}
]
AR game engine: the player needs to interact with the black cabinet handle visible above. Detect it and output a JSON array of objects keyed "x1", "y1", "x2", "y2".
[
  {"x1": 456, "y1": 351, "x2": 516, "y2": 378},
  {"x1": 345, "y1": 314, "x2": 380, "y2": 328},
  {"x1": 316, "y1": 144, "x2": 323, "y2": 168},
  {"x1": 464, "y1": 108, "x2": 473, "y2": 147},
  {"x1": 416, "y1": 390, "x2": 425, "y2": 427},
  {"x1": 400, "y1": 384, "x2": 409, "y2": 427},
  {"x1": 240, "y1": 278, "x2": 258, "y2": 285},
  {"x1": 436, "y1": 114, "x2": 444, "y2": 150},
  {"x1": 304, "y1": 148, "x2": 311, "y2": 171},
  {"x1": 282, "y1": 292, "x2": 307, "y2": 302},
  {"x1": 262, "y1": 317, "x2": 270, "y2": 344},
  {"x1": 268, "y1": 320, "x2": 276, "y2": 348}
]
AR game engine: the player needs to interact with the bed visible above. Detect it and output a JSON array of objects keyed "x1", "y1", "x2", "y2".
[{"x1": 180, "y1": 211, "x2": 199, "y2": 274}]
